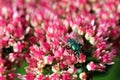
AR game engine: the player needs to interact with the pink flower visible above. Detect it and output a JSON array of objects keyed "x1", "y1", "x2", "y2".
[
  {"x1": 79, "y1": 72, "x2": 87, "y2": 80},
  {"x1": 96, "y1": 42, "x2": 106, "y2": 51},
  {"x1": 26, "y1": 72, "x2": 35, "y2": 80},
  {"x1": 70, "y1": 55, "x2": 77, "y2": 64},
  {"x1": 29, "y1": 36, "x2": 37, "y2": 44},
  {"x1": 78, "y1": 53, "x2": 86, "y2": 63},
  {"x1": 37, "y1": 60, "x2": 45, "y2": 68},
  {"x1": 37, "y1": 75, "x2": 45, "y2": 80},
  {"x1": 50, "y1": 73, "x2": 60, "y2": 80},
  {"x1": 44, "y1": 55, "x2": 53, "y2": 64},
  {"x1": 87, "y1": 61, "x2": 105, "y2": 72},
  {"x1": 26, "y1": 58, "x2": 37, "y2": 68},
  {"x1": 13, "y1": 26, "x2": 23, "y2": 39},
  {"x1": 110, "y1": 49, "x2": 117, "y2": 58},
  {"x1": 0, "y1": 27, "x2": 4, "y2": 38},
  {"x1": 78, "y1": 27, "x2": 86, "y2": 35},
  {"x1": 100, "y1": 53, "x2": 112, "y2": 64},
  {"x1": 50, "y1": 36, "x2": 60, "y2": 49},
  {"x1": 86, "y1": 61, "x2": 96, "y2": 71},
  {"x1": 53, "y1": 47, "x2": 64, "y2": 59},
  {"x1": 52, "y1": 64, "x2": 59, "y2": 73},
  {"x1": 96, "y1": 63, "x2": 105, "y2": 72},
  {"x1": 0, "y1": 76, "x2": 5, "y2": 80},
  {"x1": 63, "y1": 55, "x2": 76, "y2": 65},
  {"x1": 93, "y1": 50, "x2": 101, "y2": 59},
  {"x1": 13, "y1": 42, "x2": 23, "y2": 52},
  {"x1": 30, "y1": 45, "x2": 45, "y2": 60},
  {"x1": 62, "y1": 72, "x2": 70, "y2": 80},
  {"x1": 109, "y1": 29, "x2": 118, "y2": 38},
  {"x1": 59, "y1": 61, "x2": 67, "y2": 69},
  {"x1": 67, "y1": 66, "x2": 77, "y2": 74},
  {"x1": 44, "y1": 76, "x2": 50, "y2": 80},
  {"x1": 0, "y1": 58, "x2": 4, "y2": 67},
  {"x1": 0, "y1": 38, "x2": 8, "y2": 47},
  {"x1": 41, "y1": 42, "x2": 50, "y2": 53},
  {"x1": 85, "y1": 29, "x2": 94, "y2": 40},
  {"x1": 8, "y1": 72, "x2": 17, "y2": 80},
  {"x1": 0, "y1": 67, "x2": 5, "y2": 74},
  {"x1": 34, "y1": 27, "x2": 45, "y2": 39},
  {"x1": 8, "y1": 52, "x2": 19, "y2": 62}
]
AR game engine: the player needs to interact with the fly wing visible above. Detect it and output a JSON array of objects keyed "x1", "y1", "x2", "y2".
[
  {"x1": 68, "y1": 32, "x2": 84, "y2": 45},
  {"x1": 77, "y1": 35, "x2": 84, "y2": 45}
]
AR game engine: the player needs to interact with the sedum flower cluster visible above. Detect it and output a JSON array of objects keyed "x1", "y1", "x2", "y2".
[{"x1": 0, "y1": 0, "x2": 120, "y2": 80}]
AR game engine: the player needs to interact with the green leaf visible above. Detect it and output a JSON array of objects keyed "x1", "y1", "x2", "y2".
[
  {"x1": 42, "y1": 65, "x2": 53, "y2": 75},
  {"x1": 15, "y1": 61, "x2": 28, "y2": 75},
  {"x1": 14, "y1": 78, "x2": 20, "y2": 80}
]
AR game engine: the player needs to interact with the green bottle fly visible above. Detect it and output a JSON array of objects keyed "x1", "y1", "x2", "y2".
[{"x1": 67, "y1": 38, "x2": 82, "y2": 56}]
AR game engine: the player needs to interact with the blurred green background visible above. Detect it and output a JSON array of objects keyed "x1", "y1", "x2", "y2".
[
  {"x1": 93, "y1": 60, "x2": 120, "y2": 80},
  {"x1": 93, "y1": 52, "x2": 120, "y2": 80}
]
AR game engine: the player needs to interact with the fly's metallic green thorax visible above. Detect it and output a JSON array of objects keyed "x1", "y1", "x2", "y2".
[{"x1": 67, "y1": 38, "x2": 82, "y2": 56}]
